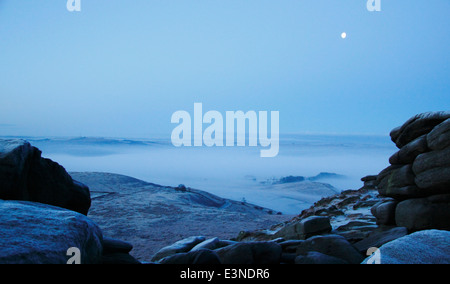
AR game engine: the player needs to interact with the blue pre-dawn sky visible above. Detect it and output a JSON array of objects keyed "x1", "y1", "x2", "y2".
[{"x1": 0, "y1": 0, "x2": 449, "y2": 138}]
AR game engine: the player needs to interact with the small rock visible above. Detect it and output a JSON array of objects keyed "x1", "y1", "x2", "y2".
[
  {"x1": 371, "y1": 200, "x2": 398, "y2": 225},
  {"x1": 190, "y1": 237, "x2": 220, "y2": 251},
  {"x1": 102, "y1": 237, "x2": 133, "y2": 254},
  {"x1": 361, "y1": 175, "x2": 377, "y2": 182},
  {"x1": 336, "y1": 221, "x2": 377, "y2": 232},
  {"x1": 176, "y1": 184, "x2": 187, "y2": 192},
  {"x1": 150, "y1": 236, "x2": 206, "y2": 262},
  {"x1": 101, "y1": 253, "x2": 141, "y2": 264}
]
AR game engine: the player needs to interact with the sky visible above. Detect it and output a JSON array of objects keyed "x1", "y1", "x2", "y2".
[{"x1": 0, "y1": 0, "x2": 449, "y2": 139}]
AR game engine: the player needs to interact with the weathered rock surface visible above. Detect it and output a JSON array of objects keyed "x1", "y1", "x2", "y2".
[
  {"x1": 427, "y1": 118, "x2": 450, "y2": 151},
  {"x1": 371, "y1": 200, "x2": 398, "y2": 225},
  {"x1": 151, "y1": 236, "x2": 206, "y2": 262},
  {"x1": 395, "y1": 194, "x2": 450, "y2": 231},
  {"x1": 377, "y1": 164, "x2": 417, "y2": 199},
  {"x1": 0, "y1": 139, "x2": 91, "y2": 215},
  {"x1": 295, "y1": 234, "x2": 364, "y2": 264},
  {"x1": 273, "y1": 216, "x2": 331, "y2": 240},
  {"x1": 353, "y1": 227, "x2": 408, "y2": 254},
  {"x1": 362, "y1": 230, "x2": 450, "y2": 264},
  {"x1": 390, "y1": 111, "x2": 450, "y2": 149},
  {"x1": 412, "y1": 146, "x2": 450, "y2": 175},
  {"x1": 159, "y1": 249, "x2": 221, "y2": 264},
  {"x1": 0, "y1": 200, "x2": 103, "y2": 264},
  {"x1": 374, "y1": 112, "x2": 450, "y2": 231},
  {"x1": 389, "y1": 135, "x2": 428, "y2": 165}
]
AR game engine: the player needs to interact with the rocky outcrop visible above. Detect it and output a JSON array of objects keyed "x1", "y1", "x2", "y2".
[
  {"x1": 0, "y1": 139, "x2": 141, "y2": 264},
  {"x1": 389, "y1": 111, "x2": 450, "y2": 148},
  {"x1": 374, "y1": 112, "x2": 450, "y2": 232},
  {"x1": 0, "y1": 200, "x2": 103, "y2": 264},
  {"x1": 148, "y1": 112, "x2": 450, "y2": 264},
  {"x1": 146, "y1": 187, "x2": 391, "y2": 264},
  {"x1": 0, "y1": 139, "x2": 91, "y2": 215},
  {"x1": 2, "y1": 113, "x2": 449, "y2": 265}
]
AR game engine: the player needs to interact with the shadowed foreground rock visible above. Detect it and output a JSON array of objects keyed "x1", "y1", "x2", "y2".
[
  {"x1": 0, "y1": 139, "x2": 91, "y2": 215},
  {"x1": 0, "y1": 200, "x2": 103, "y2": 264}
]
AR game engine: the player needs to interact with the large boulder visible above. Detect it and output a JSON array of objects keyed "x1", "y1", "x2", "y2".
[
  {"x1": 371, "y1": 200, "x2": 398, "y2": 225},
  {"x1": 0, "y1": 200, "x2": 103, "y2": 264},
  {"x1": 377, "y1": 164, "x2": 421, "y2": 199},
  {"x1": 395, "y1": 194, "x2": 450, "y2": 231},
  {"x1": 353, "y1": 227, "x2": 408, "y2": 254},
  {"x1": 390, "y1": 111, "x2": 450, "y2": 149},
  {"x1": 361, "y1": 230, "x2": 450, "y2": 264},
  {"x1": 412, "y1": 147, "x2": 450, "y2": 193},
  {"x1": 295, "y1": 234, "x2": 364, "y2": 264},
  {"x1": 412, "y1": 146, "x2": 450, "y2": 175},
  {"x1": 0, "y1": 139, "x2": 91, "y2": 215},
  {"x1": 273, "y1": 216, "x2": 331, "y2": 240}
]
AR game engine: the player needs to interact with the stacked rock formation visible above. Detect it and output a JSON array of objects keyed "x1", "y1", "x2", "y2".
[{"x1": 372, "y1": 111, "x2": 450, "y2": 232}]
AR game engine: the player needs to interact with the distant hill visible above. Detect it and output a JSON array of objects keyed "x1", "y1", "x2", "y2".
[
  {"x1": 307, "y1": 172, "x2": 346, "y2": 181},
  {"x1": 264, "y1": 172, "x2": 345, "y2": 185}
]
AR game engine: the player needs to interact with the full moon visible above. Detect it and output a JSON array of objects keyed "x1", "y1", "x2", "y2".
[{"x1": 341, "y1": 32, "x2": 347, "y2": 39}]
